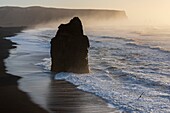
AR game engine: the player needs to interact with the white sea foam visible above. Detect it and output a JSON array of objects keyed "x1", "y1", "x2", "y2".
[
  {"x1": 54, "y1": 71, "x2": 170, "y2": 112},
  {"x1": 36, "y1": 58, "x2": 51, "y2": 71}
]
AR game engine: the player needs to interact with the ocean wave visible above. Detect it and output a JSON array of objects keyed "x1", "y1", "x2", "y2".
[
  {"x1": 126, "y1": 42, "x2": 170, "y2": 53},
  {"x1": 54, "y1": 72, "x2": 170, "y2": 112}
]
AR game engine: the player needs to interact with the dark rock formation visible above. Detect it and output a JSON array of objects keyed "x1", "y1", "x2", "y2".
[
  {"x1": 0, "y1": 6, "x2": 127, "y2": 27},
  {"x1": 51, "y1": 17, "x2": 90, "y2": 73}
]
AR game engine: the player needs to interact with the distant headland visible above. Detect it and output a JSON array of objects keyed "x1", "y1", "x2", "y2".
[{"x1": 0, "y1": 6, "x2": 127, "y2": 27}]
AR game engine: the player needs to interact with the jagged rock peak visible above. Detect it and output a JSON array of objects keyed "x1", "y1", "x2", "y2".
[
  {"x1": 51, "y1": 17, "x2": 90, "y2": 73},
  {"x1": 58, "y1": 17, "x2": 83, "y2": 36}
]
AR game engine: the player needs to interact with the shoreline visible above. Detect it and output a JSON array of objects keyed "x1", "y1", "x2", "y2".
[
  {"x1": 5, "y1": 28, "x2": 117, "y2": 113},
  {"x1": 0, "y1": 27, "x2": 49, "y2": 113}
]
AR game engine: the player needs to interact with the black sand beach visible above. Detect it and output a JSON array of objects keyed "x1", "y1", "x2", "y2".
[
  {"x1": 46, "y1": 80, "x2": 116, "y2": 113},
  {"x1": 0, "y1": 27, "x2": 49, "y2": 113}
]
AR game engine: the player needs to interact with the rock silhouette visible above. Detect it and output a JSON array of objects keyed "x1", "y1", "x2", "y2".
[
  {"x1": 51, "y1": 17, "x2": 90, "y2": 73},
  {"x1": 0, "y1": 6, "x2": 127, "y2": 27}
]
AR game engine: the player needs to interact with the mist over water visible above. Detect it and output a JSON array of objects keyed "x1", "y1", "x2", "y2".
[
  {"x1": 32, "y1": 16, "x2": 170, "y2": 52},
  {"x1": 29, "y1": 16, "x2": 170, "y2": 54}
]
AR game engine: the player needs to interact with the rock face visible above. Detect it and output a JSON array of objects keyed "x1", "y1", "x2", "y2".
[
  {"x1": 0, "y1": 6, "x2": 127, "y2": 27},
  {"x1": 51, "y1": 17, "x2": 90, "y2": 73}
]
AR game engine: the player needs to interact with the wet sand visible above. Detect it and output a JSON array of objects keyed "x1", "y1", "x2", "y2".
[
  {"x1": 47, "y1": 80, "x2": 116, "y2": 113},
  {"x1": 0, "y1": 27, "x2": 49, "y2": 113}
]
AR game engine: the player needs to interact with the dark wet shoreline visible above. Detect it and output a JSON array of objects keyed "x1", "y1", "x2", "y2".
[{"x1": 0, "y1": 27, "x2": 49, "y2": 113}]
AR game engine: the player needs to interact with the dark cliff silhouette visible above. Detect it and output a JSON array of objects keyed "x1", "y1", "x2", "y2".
[
  {"x1": 0, "y1": 6, "x2": 127, "y2": 27},
  {"x1": 51, "y1": 17, "x2": 90, "y2": 73}
]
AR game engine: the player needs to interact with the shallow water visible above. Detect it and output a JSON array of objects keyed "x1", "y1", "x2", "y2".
[
  {"x1": 5, "y1": 26, "x2": 170, "y2": 112},
  {"x1": 5, "y1": 29, "x2": 52, "y2": 112}
]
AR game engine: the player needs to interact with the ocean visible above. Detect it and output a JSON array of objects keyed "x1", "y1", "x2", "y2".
[{"x1": 5, "y1": 26, "x2": 170, "y2": 112}]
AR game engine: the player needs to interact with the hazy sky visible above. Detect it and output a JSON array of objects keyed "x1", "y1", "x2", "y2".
[{"x1": 1, "y1": 0, "x2": 170, "y2": 25}]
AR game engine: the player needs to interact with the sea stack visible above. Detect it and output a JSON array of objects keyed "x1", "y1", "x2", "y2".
[{"x1": 51, "y1": 17, "x2": 90, "y2": 73}]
